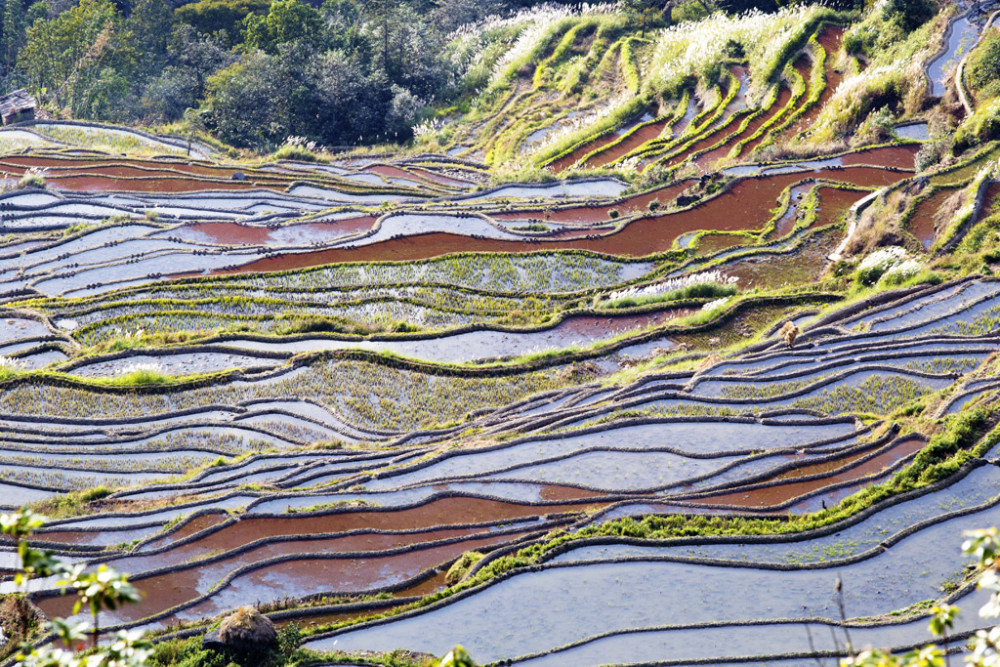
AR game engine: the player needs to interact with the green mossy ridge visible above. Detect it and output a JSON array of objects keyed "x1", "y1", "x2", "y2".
[
  {"x1": 526, "y1": 7, "x2": 848, "y2": 172},
  {"x1": 628, "y1": 73, "x2": 739, "y2": 166}
]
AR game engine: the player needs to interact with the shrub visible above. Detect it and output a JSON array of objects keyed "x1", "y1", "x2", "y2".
[
  {"x1": 150, "y1": 637, "x2": 231, "y2": 667},
  {"x1": 0, "y1": 356, "x2": 23, "y2": 381},
  {"x1": 670, "y1": 0, "x2": 706, "y2": 24},
  {"x1": 606, "y1": 269, "x2": 738, "y2": 302},
  {"x1": 16, "y1": 168, "x2": 46, "y2": 189},
  {"x1": 882, "y1": 0, "x2": 935, "y2": 33},
  {"x1": 30, "y1": 487, "x2": 112, "y2": 518},
  {"x1": 877, "y1": 258, "x2": 923, "y2": 287},
  {"x1": 276, "y1": 315, "x2": 353, "y2": 335},
  {"x1": 855, "y1": 246, "x2": 913, "y2": 286},
  {"x1": 272, "y1": 136, "x2": 319, "y2": 162},
  {"x1": 914, "y1": 136, "x2": 953, "y2": 172},
  {"x1": 955, "y1": 98, "x2": 1000, "y2": 150},
  {"x1": 965, "y1": 28, "x2": 1000, "y2": 100},
  {"x1": 445, "y1": 552, "x2": 484, "y2": 585},
  {"x1": 111, "y1": 362, "x2": 172, "y2": 386},
  {"x1": 854, "y1": 105, "x2": 896, "y2": 145}
]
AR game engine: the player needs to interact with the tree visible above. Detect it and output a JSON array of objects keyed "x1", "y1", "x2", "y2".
[
  {"x1": 174, "y1": 0, "x2": 269, "y2": 44},
  {"x1": 1, "y1": 508, "x2": 150, "y2": 667},
  {"x1": 17, "y1": 0, "x2": 138, "y2": 117},
  {"x1": 202, "y1": 50, "x2": 284, "y2": 146},
  {"x1": 428, "y1": 0, "x2": 502, "y2": 33},
  {"x1": 242, "y1": 0, "x2": 323, "y2": 53},
  {"x1": 2, "y1": 0, "x2": 25, "y2": 80},
  {"x1": 141, "y1": 24, "x2": 232, "y2": 120},
  {"x1": 125, "y1": 0, "x2": 173, "y2": 78},
  {"x1": 882, "y1": 0, "x2": 934, "y2": 33},
  {"x1": 361, "y1": 0, "x2": 392, "y2": 75},
  {"x1": 620, "y1": 0, "x2": 662, "y2": 36},
  {"x1": 440, "y1": 646, "x2": 477, "y2": 667}
]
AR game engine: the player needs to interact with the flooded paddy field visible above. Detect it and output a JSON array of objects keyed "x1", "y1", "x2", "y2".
[{"x1": 2, "y1": 5, "x2": 1000, "y2": 665}]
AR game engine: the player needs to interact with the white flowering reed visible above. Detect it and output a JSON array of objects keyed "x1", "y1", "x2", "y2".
[
  {"x1": 607, "y1": 270, "x2": 738, "y2": 301},
  {"x1": 117, "y1": 362, "x2": 163, "y2": 377},
  {"x1": 0, "y1": 356, "x2": 24, "y2": 370},
  {"x1": 856, "y1": 246, "x2": 923, "y2": 285},
  {"x1": 702, "y1": 296, "x2": 730, "y2": 311},
  {"x1": 645, "y1": 4, "x2": 827, "y2": 103},
  {"x1": 448, "y1": 3, "x2": 618, "y2": 91}
]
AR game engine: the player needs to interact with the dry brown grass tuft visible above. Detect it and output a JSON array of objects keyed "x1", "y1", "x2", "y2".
[
  {"x1": 779, "y1": 321, "x2": 800, "y2": 347},
  {"x1": 218, "y1": 606, "x2": 277, "y2": 648}
]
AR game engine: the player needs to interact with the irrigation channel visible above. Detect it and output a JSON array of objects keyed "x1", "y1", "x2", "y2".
[{"x1": 1, "y1": 7, "x2": 1000, "y2": 662}]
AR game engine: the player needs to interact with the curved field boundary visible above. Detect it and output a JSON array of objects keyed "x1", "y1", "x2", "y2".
[
  {"x1": 33, "y1": 522, "x2": 565, "y2": 634},
  {"x1": 301, "y1": 457, "x2": 994, "y2": 645},
  {"x1": 209, "y1": 166, "x2": 911, "y2": 274},
  {"x1": 627, "y1": 70, "x2": 743, "y2": 167},
  {"x1": 357, "y1": 414, "x2": 862, "y2": 487},
  {"x1": 30, "y1": 292, "x2": 841, "y2": 382},
  {"x1": 13, "y1": 120, "x2": 216, "y2": 158},
  {"x1": 810, "y1": 277, "x2": 999, "y2": 341},
  {"x1": 933, "y1": 175, "x2": 993, "y2": 253},
  {"x1": 688, "y1": 344, "x2": 988, "y2": 392},
  {"x1": 670, "y1": 434, "x2": 926, "y2": 504},
  {"x1": 53, "y1": 343, "x2": 293, "y2": 374},
  {"x1": 490, "y1": 587, "x2": 980, "y2": 667},
  {"x1": 922, "y1": 7, "x2": 975, "y2": 100},
  {"x1": 956, "y1": 10, "x2": 1000, "y2": 115}
]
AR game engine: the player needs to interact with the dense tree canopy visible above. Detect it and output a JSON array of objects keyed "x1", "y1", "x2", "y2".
[{"x1": 0, "y1": 0, "x2": 924, "y2": 150}]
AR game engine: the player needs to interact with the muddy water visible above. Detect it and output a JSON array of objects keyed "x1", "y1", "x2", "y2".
[
  {"x1": 126, "y1": 498, "x2": 602, "y2": 563},
  {"x1": 981, "y1": 182, "x2": 1000, "y2": 220},
  {"x1": 366, "y1": 165, "x2": 421, "y2": 183},
  {"x1": 47, "y1": 175, "x2": 261, "y2": 193},
  {"x1": 218, "y1": 167, "x2": 906, "y2": 274},
  {"x1": 538, "y1": 484, "x2": 608, "y2": 501},
  {"x1": 841, "y1": 145, "x2": 918, "y2": 169},
  {"x1": 742, "y1": 56, "x2": 812, "y2": 156},
  {"x1": 39, "y1": 526, "x2": 509, "y2": 624},
  {"x1": 0, "y1": 158, "x2": 301, "y2": 193},
  {"x1": 694, "y1": 233, "x2": 747, "y2": 256},
  {"x1": 0, "y1": 156, "x2": 239, "y2": 179},
  {"x1": 813, "y1": 187, "x2": 869, "y2": 226},
  {"x1": 174, "y1": 530, "x2": 535, "y2": 622},
  {"x1": 394, "y1": 570, "x2": 450, "y2": 598},
  {"x1": 695, "y1": 86, "x2": 794, "y2": 169},
  {"x1": 490, "y1": 181, "x2": 695, "y2": 226},
  {"x1": 47, "y1": 164, "x2": 239, "y2": 181},
  {"x1": 549, "y1": 107, "x2": 657, "y2": 172},
  {"x1": 908, "y1": 187, "x2": 959, "y2": 248},
  {"x1": 656, "y1": 67, "x2": 749, "y2": 170},
  {"x1": 550, "y1": 132, "x2": 622, "y2": 172},
  {"x1": 406, "y1": 167, "x2": 472, "y2": 187},
  {"x1": 584, "y1": 117, "x2": 673, "y2": 169},
  {"x1": 140, "y1": 512, "x2": 231, "y2": 551},
  {"x1": 685, "y1": 437, "x2": 925, "y2": 507},
  {"x1": 787, "y1": 26, "x2": 845, "y2": 136},
  {"x1": 172, "y1": 217, "x2": 376, "y2": 246}
]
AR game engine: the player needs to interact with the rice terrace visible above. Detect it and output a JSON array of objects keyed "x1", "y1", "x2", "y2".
[{"x1": 3, "y1": 0, "x2": 1000, "y2": 665}]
